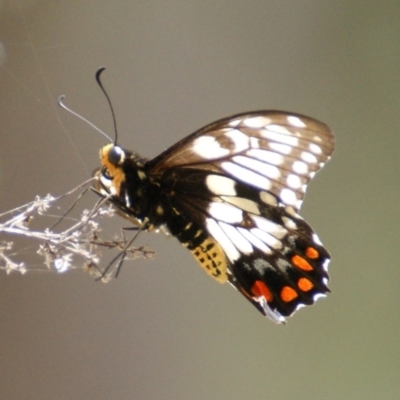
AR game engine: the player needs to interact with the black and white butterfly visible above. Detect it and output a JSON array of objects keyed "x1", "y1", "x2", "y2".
[{"x1": 96, "y1": 110, "x2": 335, "y2": 323}]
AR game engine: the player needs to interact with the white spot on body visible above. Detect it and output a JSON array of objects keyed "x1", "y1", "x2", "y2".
[
  {"x1": 184, "y1": 222, "x2": 193, "y2": 230},
  {"x1": 287, "y1": 115, "x2": 306, "y2": 128},
  {"x1": 125, "y1": 193, "x2": 131, "y2": 207},
  {"x1": 208, "y1": 202, "x2": 243, "y2": 223},
  {"x1": 206, "y1": 175, "x2": 237, "y2": 195},
  {"x1": 219, "y1": 222, "x2": 253, "y2": 254},
  {"x1": 206, "y1": 218, "x2": 240, "y2": 261},
  {"x1": 137, "y1": 170, "x2": 146, "y2": 180},
  {"x1": 99, "y1": 175, "x2": 116, "y2": 195},
  {"x1": 193, "y1": 136, "x2": 230, "y2": 159},
  {"x1": 221, "y1": 162, "x2": 271, "y2": 190},
  {"x1": 247, "y1": 149, "x2": 284, "y2": 165}
]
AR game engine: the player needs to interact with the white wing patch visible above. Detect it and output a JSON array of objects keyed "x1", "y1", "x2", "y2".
[
  {"x1": 193, "y1": 135, "x2": 230, "y2": 159},
  {"x1": 261, "y1": 128, "x2": 299, "y2": 146},
  {"x1": 224, "y1": 129, "x2": 249, "y2": 152},
  {"x1": 206, "y1": 218, "x2": 240, "y2": 262},
  {"x1": 219, "y1": 222, "x2": 253, "y2": 254},
  {"x1": 208, "y1": 202, "x2": 243, "y2": 223},
  {"x1": 309, "y1": 143, "x2": 322, "y2": 154},
  {"x1": 286, "y1": 174, "x2": 302, "y2": 189},
  {"x1": 247, "y1": 149, "x2": 284, "y2": 165},
  {"x1": 206, "y1": 175, "x2": 237, "y2": 195},
  {"x1": 269, "y1": 142, "x2": 293, "y2": 155},
  {"x1": 251, "y1": 228, "x2": 282, "y2": 250},
  {"x1": 237, "y1": 227, "x2": 272, "y2": 254},
  {"x1": 220, "y1": 196, "x2": 261, "y2": 215},
  {"x1": 280, "y1": 188, "x2": 299, "y2": 207},
  {"x1": 250, "y1": 215, "x2": 288, "y2": 239},
  {"x1": 301, "y1": 151, "x2": 318, "y2": 164},
  {"x1": 287, "y1": 115, "x2": 306, "y2": 128},
  {"x1": 233, "y1": 155, "x2": 281, "y2": 180},
  {"x1": 292, "y1": 161, "x2": 308, "y2": 175},
  {"x1": 243, "y1": 116, "x2": 272, "y2": 128},
  {"x1": 259, "y1": 191, "x2": 278, "y2": 207},
  {"x1": 221, "y1": 162, "x2": 272, "y2": 190},
  {"x1": 202, "y1": 114, "x2": 331, "y2": 211}
]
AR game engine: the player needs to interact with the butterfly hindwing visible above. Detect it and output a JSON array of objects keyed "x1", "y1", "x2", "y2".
[{"x1": 158, "y1": 167, "x2": 330, "y2": 322}]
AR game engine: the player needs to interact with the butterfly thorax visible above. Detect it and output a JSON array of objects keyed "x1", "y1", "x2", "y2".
[{"x1": 97, "y1": 145, "x2": 206, "y2": 234}]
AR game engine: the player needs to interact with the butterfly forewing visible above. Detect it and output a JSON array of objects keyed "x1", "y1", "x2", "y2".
[
  {"x1": 97, "y1": 110, "x2": 335, "y2": 323},
  {"x1": 149, "y1": 111, "x2": 334, "y2": 212}
]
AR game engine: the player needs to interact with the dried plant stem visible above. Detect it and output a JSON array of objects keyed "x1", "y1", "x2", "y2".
[{"x1": 0, "y1": 182, "x2": 154, "y2": 279}]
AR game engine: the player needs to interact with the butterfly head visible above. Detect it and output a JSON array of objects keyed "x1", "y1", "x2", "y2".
[{"x1": 97, "y1": 144, "x2": 127, "y2": 196}]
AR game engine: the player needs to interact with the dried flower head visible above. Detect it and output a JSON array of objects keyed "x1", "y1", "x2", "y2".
[{"x1": 0, "y1": 182, "x2": 154, "y2": 280}]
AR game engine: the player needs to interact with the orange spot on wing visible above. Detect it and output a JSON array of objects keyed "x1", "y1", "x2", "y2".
[
  {"x1": 292, "y1": 255, "x2": 313, "y2": 271},
  {"x1": 298, "y1": 278, "x2": 314, "y2": 292},
  {"x1": 280, "y1": 286, "x2": 298, "y2": 302},
  {"x1": 251, "y1": 281, "x2": 273, "y2": 302},
  {"x1": 305, "y1": 247, "x2": 319, "y2": 259}
]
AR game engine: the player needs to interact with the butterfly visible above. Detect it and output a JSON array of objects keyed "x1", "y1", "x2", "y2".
[{"x1": 95, "y1": 110, "x2": 335, "y2": 323}]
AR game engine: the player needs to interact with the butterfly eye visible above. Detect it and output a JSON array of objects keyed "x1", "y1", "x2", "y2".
[
  {"x1": 101, "y1": 166, "x2": 113, "y2": 180},
  {"x1": 107, "y1": 146, "x2": 124, "y2": 165}
]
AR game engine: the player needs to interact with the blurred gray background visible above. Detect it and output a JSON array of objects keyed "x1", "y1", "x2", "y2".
[{"x1": 0, "y1": 1, "x2": 399, "y2": 399}]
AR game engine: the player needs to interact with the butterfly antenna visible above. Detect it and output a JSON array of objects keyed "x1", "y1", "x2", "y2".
[
  {"x1": 95, "y1": 67, "x2": 118, "y2": 145},
  {"x1": 58, "y1": 95, "x2": 113, "y2": 143}
]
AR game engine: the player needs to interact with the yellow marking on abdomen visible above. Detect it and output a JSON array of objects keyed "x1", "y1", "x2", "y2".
[{"x1": 189, "y1": 237, "x2": 228, "y2": 284}]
